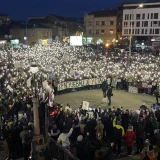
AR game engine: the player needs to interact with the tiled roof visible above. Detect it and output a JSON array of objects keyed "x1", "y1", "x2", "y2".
[{"x1": 88, "y1": 9, "x2": 117, "y2": 17}]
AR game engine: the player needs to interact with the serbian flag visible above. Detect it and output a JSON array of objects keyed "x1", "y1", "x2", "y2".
[{"x1": 74, "y1": 71, "x2": 80, "y2": 77}]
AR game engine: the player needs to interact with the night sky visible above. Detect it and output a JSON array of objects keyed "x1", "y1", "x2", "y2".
[{"x1": 0, "y1": 0, "x2": 138, "y2": 21}]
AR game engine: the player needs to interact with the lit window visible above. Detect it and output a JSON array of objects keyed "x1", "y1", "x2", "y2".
[{"x1": 110, "y1": 29, "x2": 113, "y2": 34}]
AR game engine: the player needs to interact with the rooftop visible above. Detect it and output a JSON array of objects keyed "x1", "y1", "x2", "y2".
[
  {"x1": 28, "y1": 17, "x2": 49, "y2": 24},
  {"x1": 49, "y1": 14, "x2": 83, "y2": 23},
  {"x1": 10, "y1": 21, "x2": 49, "y2": 29},
  {"x1": 118, "y1": 0, "x2": 160, "y2": 6},
  {"x1": 88, "y1": 9, "x2": 117, "y2": 17}
]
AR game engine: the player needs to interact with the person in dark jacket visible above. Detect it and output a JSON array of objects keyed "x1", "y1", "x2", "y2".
[
  {"x1": 121, "y1": 110, "x2": 129, "y2": 131},
  {"x1": 107, "y1": 86, "x2": 113, "y2": 106},
  {"x1": 84, "y1": 118, "x2": 97, "y2": 142},
  {"x1": 135, "y1": 116, "x2": 146, "y2": 154},
  {"x1": 102, "y1": 114, "x2": 113, "y2": 141},
  {"x1": 75, "y1": 135, "x2": 87, "y2": 160},
  {"x1": 112, "y1": 126, "x2": 123, "y2": 155},
  {"x1": 102, "y1": 80, "x2": 108, "y2": 98}
]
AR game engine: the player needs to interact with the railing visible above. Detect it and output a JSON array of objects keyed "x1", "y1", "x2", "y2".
[{"x1": 49, "y1": 139, "x2": 79, "y2": 160}]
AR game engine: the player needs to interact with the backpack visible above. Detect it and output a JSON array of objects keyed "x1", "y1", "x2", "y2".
[{"x1": 24, "y1": 132, "x2": 33, "y2": 145}]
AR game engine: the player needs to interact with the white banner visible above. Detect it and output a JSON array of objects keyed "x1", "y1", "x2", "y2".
[
  {"x1": 57, "y1": 77, "x2": 109, "y2": 91},
  {"x1": 27, "y1": 78, "x2": 31, "y2": 88},
  {"x1": 128, "y1": 86, "x2": 138, "y2": 94},
  {"x1": 82, "y1": 101, "x2": 89, "y2": 110}
]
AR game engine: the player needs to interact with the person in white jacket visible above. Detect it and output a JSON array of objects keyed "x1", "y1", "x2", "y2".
[{"x1": 57, "y1": 128, "x2": 73, "y2": 149}]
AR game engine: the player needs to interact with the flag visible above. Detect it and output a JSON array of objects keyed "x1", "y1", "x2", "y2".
[{"x1": 74, "y1": 71, "x2": 81, "y2": 77}]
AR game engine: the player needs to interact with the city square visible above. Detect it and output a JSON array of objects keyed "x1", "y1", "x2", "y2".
[{"x1": 0, "y1": 0, "x2": 160, "y2": 160}]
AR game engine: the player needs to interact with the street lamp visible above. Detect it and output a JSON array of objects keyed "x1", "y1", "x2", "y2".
[
  {"x1": 30, "y1": 64, "x2": 40, "y2": 136},
  {"x1": 128, "y1": 4, "x2": 143, "y2": 65}
]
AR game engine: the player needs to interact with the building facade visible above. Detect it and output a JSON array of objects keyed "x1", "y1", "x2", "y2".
[
  {"x1": 28, "y1": 15, "x2": 83, "y2": 40},
  {"x1": 117, "y1": 3, "x2": 123, "y2": 43},
  {"x1": 10, "y1": 23, "x2": 52, "y2": 45},
  {"x1": 84, "y1": 10, "x2": 117, "y2": 45},
  {"x1": 0, "y1": 13, "x2": 10, "y2": 25},
  {"x1": 122, "y1": 1, "x2": 160, "y2": 48},
  {"x1": 47, "y1": 14, "x2": 83, "y2": 38}
]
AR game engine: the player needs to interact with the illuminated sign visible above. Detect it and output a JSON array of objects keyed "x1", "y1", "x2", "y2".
[{"x1": 70, "y1": 36, "x2": 82, "y2": 46}]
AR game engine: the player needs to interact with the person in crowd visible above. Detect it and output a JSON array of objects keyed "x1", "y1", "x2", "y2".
[
  {"x1": 95, "y1": 118, "x2": 104, "y2": 138},
  {"x1": 112, "y1": 116, "x2": 125, "y2": 156},
  {"x1": 124, "y1": 125, "x2": 136, "y2": 156},
  {"x1": 102, "y1": 113, "x2": 113, "y2": 141},
  {"x1": 84, "y1": 117, "x2": 97, "y2": 142},
  {"x1": 121, "y1": 110, "x2": 129, "y2": 131},
  {"x1": 57, "y1": 127, "x2": 73, "y2": 149},
  {"x1": 34, "y1": 138, "x2": 50, "y2": 160},
  {"x1": 140, "y1": 140, "x2": 155, "y2": 160},
  {"x1": 5, "y1": 125, "x2": 14, "y2": 160},
  {"x1": 75, "y1": 135, "x2": 87, "y2": 160},
  {"x1": 20, "y1": 126, "x2": 33, "y2": 160},
  {"x1": 107, "y1": 86, "x2": 113, "y2": 106},
  {"x1": 101, "y1": 80, "x2": 108, "y2": 99},
  {"x1": 154, "y1": 129, "x2": 160, "y2": 160},
  {"x1": 135, "y1": 116, "x2": 146, "y2": 154},
  {"x1": 49, "y1": 124, "x2": 60, "y2": 141}
]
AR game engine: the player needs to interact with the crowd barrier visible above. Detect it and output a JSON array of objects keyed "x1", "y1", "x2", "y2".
[{"x1": 49, "y1": 139, "x2": 79, "y2": 160}]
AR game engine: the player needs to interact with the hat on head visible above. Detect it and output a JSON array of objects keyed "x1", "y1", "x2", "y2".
[{"x1": 77, "y1": 135, "x2": 83, "y2": 142}]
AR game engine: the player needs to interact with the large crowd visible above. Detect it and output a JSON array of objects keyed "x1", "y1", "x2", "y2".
[{"x1": 0, "y1": 42, "x2": 160, "y2": 160}]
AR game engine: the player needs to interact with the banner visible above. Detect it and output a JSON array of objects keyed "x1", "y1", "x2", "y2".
[
  {"x1": 27, "y1": 78, "x2": 31, "y2": 87},
  {"x1": 57, "y1": 77, "x2": 109, "y2": 91},
  {"x1": 82, "y1": 101, "x2": 89, "y2": 110},
  {"x1": 128, "y1": 86, "x2": 138, "y2": 94}
]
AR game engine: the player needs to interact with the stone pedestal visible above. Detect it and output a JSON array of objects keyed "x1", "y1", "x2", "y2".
[{"x1": 33, "y1": 134, "x2": 44, "y2": 143}]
